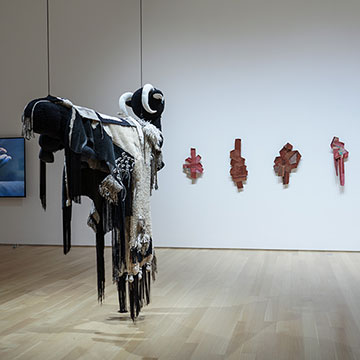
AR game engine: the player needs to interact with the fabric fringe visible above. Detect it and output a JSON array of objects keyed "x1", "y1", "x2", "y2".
[
  {"x1": 112, "y1": 228, "x2": 121, "y2": 282},
  {"x1": 22, "y1": 115, "x2": 34, "y2": 140},
  {"x1": 117, "y1": 274, "x2": 127, "y2": 313},
  {"x1": 62, "y1": 166, "x2": 72, "y2": 255},
  {"x1": 40, "y1": 160, "x2": 46, "y2": 210},
  {"x1": 87, "y1": 204, "x2": 100, "y2": 233},
  {"x1": 151, "y1": 252, "x2": 158, "y2": 281},
  {"x1": 99, "y1": 175, "x2": 123, "y2": 205},
  {"x1": 129, "y1": 280, "x2": 135, "y2": 320},
  {"x1": 146, "y1": 269, "x2": 151, "y2": 304},
  {"x1": 102, "y1": 200, "x2": 123, "y2": 234},
  {"x1": 127, "y1": 264, "x2": 152, "y2": 321},
  {"x1": 96, "y1": 224, "x2": 105, "y2": 303},
  {"x1": 65, "y1": 149, "x2": 82, "y2": 204},
  {"x1": 134, "y1": 275, "x2": 140, "y2": 318},
  {"x1": 62, "y1": 205, "x2": 72, "y2": 254}
]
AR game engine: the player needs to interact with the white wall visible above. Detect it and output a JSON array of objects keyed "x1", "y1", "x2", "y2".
[
  {"x1": 0, "y1": 0, "x2": 140, "y2": 246},
  {"x1": 145, "y1": 0, "x2": 360, "y2": 250},
  {"x1": 0, "y1": 0, "x2": 58, "y2": 246},
  {"x1": 48, "y1": 0, "x2": 141, "y2": 246},
  {"x1": 1, "y1": 0, "x2": 360, "y2": 250}
]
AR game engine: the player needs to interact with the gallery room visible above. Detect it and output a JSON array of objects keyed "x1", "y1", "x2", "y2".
[{"x1": 1, "y1": 0, "x2": 360, "y2": 359}]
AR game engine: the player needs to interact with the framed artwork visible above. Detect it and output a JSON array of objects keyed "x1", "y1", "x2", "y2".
[{"x1": 0, "y1": 137, "x2": 26, "y2": 197}]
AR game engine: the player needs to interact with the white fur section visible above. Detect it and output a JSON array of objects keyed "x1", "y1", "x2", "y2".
[
  {"x1": 98, "y1": 116, "x2": 163, "y2": 276},
  {"x1": 104, "y1": 121, "x2": 142, "y2": 160},
  {"x1": 138, "y1": 119, "x2": 162, "y2": 151},
  {"x1": 102, "y1": 119, "x2": 143, "y2": 273},
  {"x1": 128, "y1": 120, "x2": 163, "y2": 274},
  {"x1": 131, "y1": 117, "x2": 145, "y2": 150}
]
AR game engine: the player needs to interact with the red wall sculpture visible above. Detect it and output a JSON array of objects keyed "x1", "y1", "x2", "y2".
[
  {"x1": 183, "y1": 148, "x2": 204, "y2": 179},
  {"x1": 230, "y1": 139, "x2": 248, "y2": 189},
  {"x1": 274, "y1": 143, "x2": 301, "y2": 185},
  {"x1": 330, "y1": 137, "x2": 348, "y2": 186}
]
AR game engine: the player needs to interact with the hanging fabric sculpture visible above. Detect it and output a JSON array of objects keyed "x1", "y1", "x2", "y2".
[
  {"x1": 330, "y1": 137, "x2": 348, "y2": 186},
  {"x1": 273, "y1": 143, "x2": 301, "y2": 185},
  {"x1": 183, "y1": 148, "x2": 203, "y2": 180},
  {"x1": 22, "y1": 84, "x2": 165, "y2": 320},
  {"x1": 230, "y1": 139, "x2": 248, "y2": 189}
]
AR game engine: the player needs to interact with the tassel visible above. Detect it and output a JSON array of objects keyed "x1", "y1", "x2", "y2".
[
  {"x1": 40, "y1": 160, "x2": 46, "y2": 210},
  {"x1": 134, "y1": 275, "x2": 140, "y2": 318},
  {"x1": 117, "y1": 274, "x2": 127, "y2": 313},
  {"x1": 120, "y1": 205, "x2": 127, "y2": 273},
  {"x1": 112, "y1": 229, "x2": 120, "y2": 282},
  {"x1": 148, "y1": 270, "x2": 151, "y2": 303},
  {"x1": 62, "y1": 167, "x2": 71, "y2": 254},
  {"x1": 102, "y1": 201, "x2": 113, "y2": 234},
  {"x1": 62, "y1": 205, "x2": 72, "y2": 254},
  {"x1": 145, "y1": 268, "x2": 150, "y2": 305},
  {"x1": 96, "y1": 222, "x2": 105, "y2": 303},
  {"x1": 128, "y1": 274, "x2": 143, "y2": 321},
  {"x1": 152, "y1": 252, "x2": 158, "y2": 281},
  {"x1": 139, "y1": 268, "x2": 145, "y2": 307},
  {"x1": 65, "y1": 148, "x2": 82, "y2": 203},
  {"x1": 129, "y1": 280, "x2": 135, "y2": 320}
]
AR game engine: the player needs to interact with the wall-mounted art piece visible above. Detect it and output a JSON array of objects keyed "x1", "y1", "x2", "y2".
[
  {"x1": 330, "y1": 136, "x2": 348, "y2": 186},
  {"x1": 183, "y1": 148, "x2": 203, "y2": 180},
  {"x1": 274, "y1": 143, "x2": 301, "y2": 185},
  {"x1": 0, "y1": 137, "x2": 25, "y2": 197},
  {"x1": 230, "y1": 138, "x2": 247, "y2": 190},
  {"x1": 22, "y1": 84, "x2": 165, "y2": 320}
]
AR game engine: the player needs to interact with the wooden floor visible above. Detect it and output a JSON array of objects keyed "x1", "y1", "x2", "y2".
[{"x1": 1, "y1": 246, "x2": 360, "y2": 360}]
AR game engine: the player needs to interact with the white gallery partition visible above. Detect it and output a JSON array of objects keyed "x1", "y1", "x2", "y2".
[
  {"x1": 144, "y1": 0, "x2": 360, "y2": 250},
  {"x1": 48, "y1": 0, "x2": 141, "y2": 246},
  {"x1": 0, "y1": 0, "x2": 140, "y2": 246},
  {"x1": 0, "y1": 0, "x2": 56, "y2": 246},
  {"x1": 1, "y1": 0, "x2": 360, "y2": 250}
]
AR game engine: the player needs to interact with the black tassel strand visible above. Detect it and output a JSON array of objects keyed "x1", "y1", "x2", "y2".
[
  {"x1": 96, "y1": 221, "x2": 105, "y2": 302},
  {"x1": 62, "y1": 205, "x2": 72, "y2": 254},
  {"x1": 40, "y1": 160, "x2": 46, "y2": 210},
  {"x1": 139, "y1": 270, "x2": 144, "y2": 308},
  {"x1": 134, "y1": 275, "x2": 140, "y2": 318},
  {"x1": 117, "y1": 274, "x2": 127, "y2": 313},
  {"x1": 112, "y1": 228, "x2": 120, "y2": 283},
  {"x1": 129, "y1": 281, "x2": 135, "y2": 320},
  {"x1": 145, "y1": 268, "x2": 150, "y2": 305},
  {"x1": 62, "y1": 167, "x2": 71, "y2": 254}
]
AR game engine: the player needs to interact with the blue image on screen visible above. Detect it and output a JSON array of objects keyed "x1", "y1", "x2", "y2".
[{"x1": 0, "y1": 138, "x2": 25, "y2": 197}]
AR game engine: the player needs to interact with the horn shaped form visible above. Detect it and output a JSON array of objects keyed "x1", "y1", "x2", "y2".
[
  {"x1": 118, "y1": 92, "x2": 133, "y2": 116},
  {"x1": 141, "y1": 84, "x2": 157, "y2": 114},
  {"x1": 153, "y1": 93, "x2": 164, "y2": 101}
]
